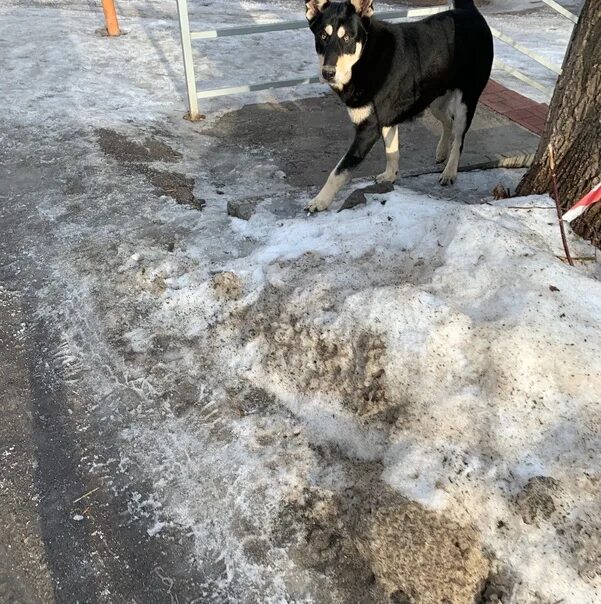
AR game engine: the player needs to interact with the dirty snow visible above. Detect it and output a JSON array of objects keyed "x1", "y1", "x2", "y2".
[
  {"x1": 225, "y1": 192, "x2": 601, "y2": 603},
  {"x1": 44, "y1": 179, "x2": 601, "y2": 600},
  {"x1": 2, "y1": 0, "x2": 600, "y2": 602}
]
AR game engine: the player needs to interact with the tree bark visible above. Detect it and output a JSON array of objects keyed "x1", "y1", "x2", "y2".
[{"x1": 516, "y1": 0, "x2": 601, "y2": 249}]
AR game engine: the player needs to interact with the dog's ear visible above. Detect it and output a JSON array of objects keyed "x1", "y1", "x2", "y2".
[
  {"x1": 305, "y1": 0, "x2": 329, "y2": 21},
  {"x1": 348, "y1": 0, "x2": 374, "y2": 18}
]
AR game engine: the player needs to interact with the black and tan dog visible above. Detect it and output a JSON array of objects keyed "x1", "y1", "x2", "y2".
[{"x1": 304, "y1": 0, "x2": 493, "y2": 212}]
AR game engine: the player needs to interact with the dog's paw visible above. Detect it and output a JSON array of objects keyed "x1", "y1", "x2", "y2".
[
  {"x1": 375, "y1": 171, "x2": 398, "y2": 185},
  {"x1": 305, "y1": 196, "x2": 331, "y2": 214},
  {"x1": 439, "y1": 171, "x2": 457, "y2": 186},
  {"x1": 435, "y1": 149, "x2": 448, "y2": 164}
]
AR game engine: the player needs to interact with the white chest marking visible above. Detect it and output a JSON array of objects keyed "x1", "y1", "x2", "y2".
[{"x1": 347, "y1": 104, "x2": 372, "y2": 124}]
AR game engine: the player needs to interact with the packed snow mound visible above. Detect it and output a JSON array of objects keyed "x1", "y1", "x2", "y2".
[
  {"x1": 216, "y1": 190, "x2": 600, "y2": 602},
  {"x1": 80, "y1": 187, "x2": 600, "y2": 603}
]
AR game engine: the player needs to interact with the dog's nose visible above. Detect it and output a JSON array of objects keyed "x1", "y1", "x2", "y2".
[{"x1": 321, "y1": 67, "x2": 336, "y2": 82}]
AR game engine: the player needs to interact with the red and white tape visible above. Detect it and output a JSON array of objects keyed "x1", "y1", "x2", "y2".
[{"x1": 563, "y1": 182, "x2": 601, "y2": 222}]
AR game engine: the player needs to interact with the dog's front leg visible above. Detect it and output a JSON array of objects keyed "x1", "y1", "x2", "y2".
[
  {"x1": 376, "y1": 125, "x2": 399, "y2": 184},
  {"x1": 305, "y1": 161, "x2": 352, "y2": 213},
  {"x1": 306, "y1": 119, "x2": 381, "y2": 213}
]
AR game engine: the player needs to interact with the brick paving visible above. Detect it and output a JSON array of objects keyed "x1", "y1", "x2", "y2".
[{"x1": 480, "y1": 79, "x2": 549, "y2": 136}]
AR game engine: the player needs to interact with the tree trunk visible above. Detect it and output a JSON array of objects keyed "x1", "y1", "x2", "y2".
[{"x1": 516, "y1": 0, "x2": 601, "y2": 249}]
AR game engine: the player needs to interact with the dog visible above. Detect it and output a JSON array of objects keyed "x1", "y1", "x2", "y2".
[{"x1": 304, "y1": 0, "x2": 493, "y2": 212}]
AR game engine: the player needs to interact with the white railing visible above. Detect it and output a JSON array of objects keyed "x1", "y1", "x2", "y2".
[
  {"x1": 176, "y1": 0, "x2": 577, "y2": 120},
  {"x1": 489, "y1": 26, "x2": 562, "y2": 75},
  {"x1": 175, "y1": 2, "x2": 452, "y2": 119},
  {"x1": 541, "y1": 0, "x2": 578, "y2": 23},
  {"x1": 493, "y1": 59, "x2": 554, "y2": 96}
]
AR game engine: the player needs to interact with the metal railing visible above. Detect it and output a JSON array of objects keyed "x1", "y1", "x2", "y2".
[
  {"x1": 175, "y1": 2, "x2": 452, "y2": 119},
  {"x1": 487, "y1": 0, "x2": 578, "y2": 101},
  {"x1": 541, "y1": 0, "x2": 578, "y2": 23},
  {"x1": 176, "y1": 0, "x2": 577, "y2": 120},
  {"x1": 490, "y1": 26, "x2": 562, "y2": 76}
]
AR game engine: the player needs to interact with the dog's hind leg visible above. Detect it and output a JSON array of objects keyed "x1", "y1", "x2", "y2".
[
  {"x1": 430, "y1": 94, "x2": 453, "y2": 164},
  {"x1": 306, "y1": 118, "x2": 381, "y2": 213},
  {"x1": 376, "y1": 126, "x2": 399, "y2": 184},
  {"x1": 439, "y1": 91, "x2": 476, "y2": 186}
]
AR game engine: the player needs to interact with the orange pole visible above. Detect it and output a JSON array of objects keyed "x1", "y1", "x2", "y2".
[{"x1": 101, "y1": 0, "x2": 121, "y2": 36}]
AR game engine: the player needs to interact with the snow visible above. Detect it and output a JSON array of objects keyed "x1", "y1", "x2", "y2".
[
  {"x1": 488, "y1": 9, "x2": 572, "y2": 104},
  {"x1": 2, "y1": 0, "x2": 599, "y2": 601},
  {"x1": 0, "y1": 0, "x2": 574, "y2": 124},
  {"x1": 227, "y1": 191, "x2": 600, "y2": 602},
  {"x1": 97, "y1": 185, "x2": 600, "y2": 602}
]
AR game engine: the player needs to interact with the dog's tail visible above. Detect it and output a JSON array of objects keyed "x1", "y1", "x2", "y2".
[{"x1": 452, "y1": 0, "x2": 476, "y2": 9}]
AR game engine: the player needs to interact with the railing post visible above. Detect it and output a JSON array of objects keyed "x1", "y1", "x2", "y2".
[
  {"x1": 176, "y1": 0, "x2": 201, "y2": 121},
  {"x1": 101, "y1": 0, "x2": 121, "y2": 36}
]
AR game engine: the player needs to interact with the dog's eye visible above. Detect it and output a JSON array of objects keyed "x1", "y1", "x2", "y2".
[
  {"x1": 343, "y1": 34, "x2": 351, "y2": 43},
  {"x1": 320, "y1": 31, "x2": 328, "y2": 40}
]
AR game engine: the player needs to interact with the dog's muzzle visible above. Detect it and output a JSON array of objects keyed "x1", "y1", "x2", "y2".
[{"x1": 321, "y1": 66, "x2": 336, "y2": 82}]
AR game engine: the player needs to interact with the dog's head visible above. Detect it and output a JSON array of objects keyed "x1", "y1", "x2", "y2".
[{"x1": 305, "y1": 0, "x2": 373, "y2": 90}]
